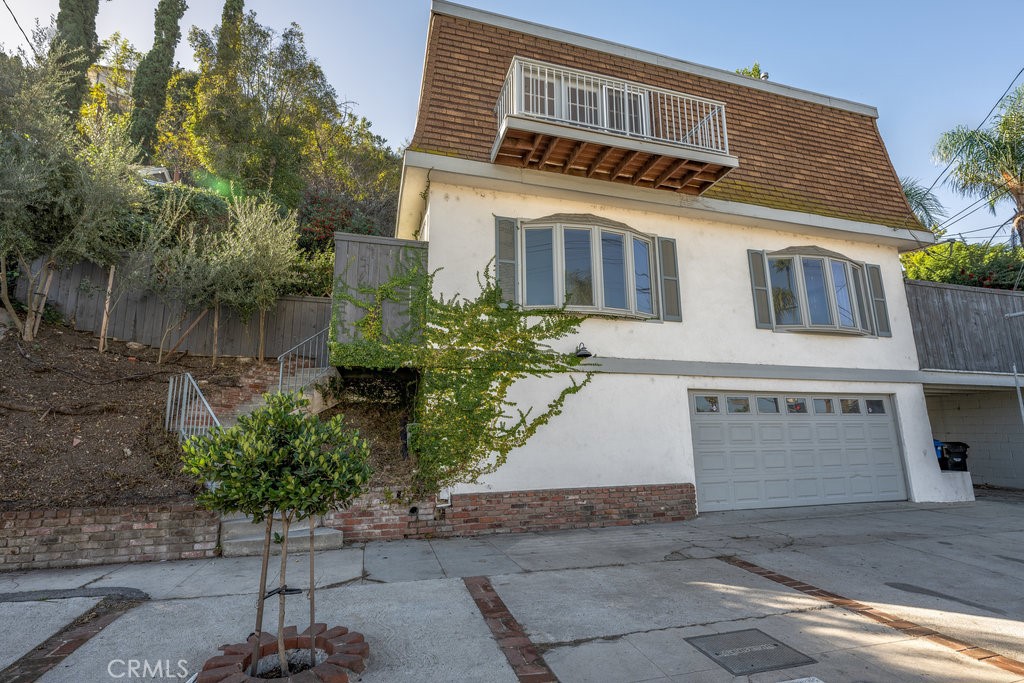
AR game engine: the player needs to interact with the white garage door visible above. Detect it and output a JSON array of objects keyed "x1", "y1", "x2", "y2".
[{"x1": 691, "y1": 392, "x2": 907, "y2": 511}]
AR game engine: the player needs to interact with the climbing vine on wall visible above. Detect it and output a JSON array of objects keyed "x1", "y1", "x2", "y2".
[{"x1": 331, "y1": 260, "x2": 593, "y2": 498}]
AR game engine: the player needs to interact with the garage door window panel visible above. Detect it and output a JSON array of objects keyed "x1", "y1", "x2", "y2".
[
  {"x1": 727, "y1": 397, "x2": 751, "y2": 414},
  {"x1": 786, "y1": 398, "x2": 809, "y2": 414},
  {"x1": 695, "y1": 395, "x2": 720, "y2": 413},
  {"x1": 813, "y1": 398, "x2": 835, "y2": 414},
  {"x1": 757, "y1": 397, "x2": 780, "y2": 414}
]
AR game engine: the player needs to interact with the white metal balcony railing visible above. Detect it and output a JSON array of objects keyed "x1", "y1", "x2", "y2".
[{"x1": 496, "y1": 57, "x2": 730, "y2": 156}]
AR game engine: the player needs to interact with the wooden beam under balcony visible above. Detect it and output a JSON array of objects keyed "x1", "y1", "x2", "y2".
[
  {"x1": 610, "y1": 151, "x2": 640, "y2": 181},
  {"x1": 563, "y1": 142, "x2": 587, "y2": 173},
  {"x1": 492, "y1": 117, "x2": 738, "y2": 195},
  {"x1": 631, "y1": 154, "x2": 664, "y2": 185},
  {"x1": 521, "y1": 134, "x2": 545, "y2": 168},
  {"x1": 587, "y1": 146, "x2": 614, "y2": 177}
]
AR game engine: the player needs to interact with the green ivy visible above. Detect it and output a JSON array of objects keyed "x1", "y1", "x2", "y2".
[{"x1": 330, "y1": 261, "x2": 593, "y2": 498}]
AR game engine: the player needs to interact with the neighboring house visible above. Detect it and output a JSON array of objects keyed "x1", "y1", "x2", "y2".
[{"x1": 394, "y1": 1, "x2": 973, "y2": 516}]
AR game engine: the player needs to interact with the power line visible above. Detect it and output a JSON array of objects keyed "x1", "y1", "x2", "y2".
[
  {"x1": 936, "y1": 186, "x2": 1009, "y2": 231},
  {"x1": 925, "y1": 65, "x2": 1024, "y2": 195},
  {"x1": 2, "y1": 0, "x2": 36, "y2": 58}
]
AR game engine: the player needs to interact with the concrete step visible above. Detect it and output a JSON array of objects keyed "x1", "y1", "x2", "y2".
[
  {"x1": 221, "y1": 515, "x2": 315, "y2": 542},
  {"x1": 221, "y1": 526, "x2": 344, "y2": 558}
]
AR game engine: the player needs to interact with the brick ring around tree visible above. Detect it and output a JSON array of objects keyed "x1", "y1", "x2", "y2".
[{"x1": 196, "y1": 624, "x2": 368, "y2": 683}]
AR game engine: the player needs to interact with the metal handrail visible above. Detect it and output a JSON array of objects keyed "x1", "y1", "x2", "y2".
[
  {"x1": 165, "y1": 372, "x2": 220, "y2": 441},
  {"x1": 496, "y1": 56, "x2": 730, "y2": 156},
  {"x1": 277, "y1": 326, "x2": 331, "y2": 394}
]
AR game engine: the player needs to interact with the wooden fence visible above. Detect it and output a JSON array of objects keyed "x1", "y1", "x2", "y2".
[
  {"x1": 333, "y1": 233, "x2": 428, "y2": 343},
  {"x1": 906, "y1": 279, "x2": 1024, "y2": 373},
  {"x1": 16, "y1": 259, "x2": 330, "y2": 358}
]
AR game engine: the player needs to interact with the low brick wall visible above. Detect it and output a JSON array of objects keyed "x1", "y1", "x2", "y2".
[
  {"x1": 325, "y1": 483, "x2": 696, "y2": 543},
  {"x1": 0, "y1": 503, "x2": 219, "y2": 572}
]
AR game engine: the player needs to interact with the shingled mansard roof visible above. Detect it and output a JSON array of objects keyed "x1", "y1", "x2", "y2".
[{"x1": 410, "y1": 1, "x2": 924, "y2": 234}]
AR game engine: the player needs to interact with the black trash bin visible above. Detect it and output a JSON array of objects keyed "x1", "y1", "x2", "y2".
[{"x1": 941, "y1": 442, "x2": 969, "y2": 472}]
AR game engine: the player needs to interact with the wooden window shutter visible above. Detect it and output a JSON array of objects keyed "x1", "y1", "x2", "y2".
[
  {"x1": 657, "y1": 237, "x2": 682, "y2": 322},
  {"x1": 495, "y1": 217, "x2": 518, "y2": 303},
  {"x1": 747, "y1": 250, "x2": 773, "y2": 329},
  {"x1": 865, "y1": 264, "x2": 891, "y2": 337}
]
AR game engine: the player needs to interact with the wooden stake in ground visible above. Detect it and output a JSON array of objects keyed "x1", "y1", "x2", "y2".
[
  {"x1": 276, "y1": 514, "x2": 290, "y2": 676},
  {"x1": 98, "y1": 264, "x2": 116, "y2": 353},
  {"x1": 250, "y1": 516, "x2": 274, "y2": 676},
  {"x1": 259, "y1": 309, "x2": 266, "y2": 363},
  {"x1": 0, "y1": 254, "x2": 25, "y2": 336},
  {"x1": 212, "y1": 304, "x2": 220, "y2": 367},
  {"x1": 309, "y1": 518, "x2": 316, "y2": 666},
  {"x1": 29, "y1": 264, "x2": 55, "y2": 339},
  {"x1": 161, "y1": 309, "x2": 208, "y2": 363}
]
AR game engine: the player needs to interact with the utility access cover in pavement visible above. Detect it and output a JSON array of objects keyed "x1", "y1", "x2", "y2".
[{"x1": 685, "y1": 629, "x2": 816, "y2": 675}]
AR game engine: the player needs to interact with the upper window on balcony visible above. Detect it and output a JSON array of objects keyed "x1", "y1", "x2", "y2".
[
  {"x1": 524, "y1": 67, "x2": 650, "y2": 138},
  {"x1": 493, "y1": 57, "x2": 738, "y2": 195}
]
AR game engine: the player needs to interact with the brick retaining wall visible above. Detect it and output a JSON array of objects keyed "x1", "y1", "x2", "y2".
[
  {"x1": 0, "y1": 503, "x2": 219, "y2": 572},
  {"x1": 326, "y1": 483, "x2": 696, "y2": 543}
]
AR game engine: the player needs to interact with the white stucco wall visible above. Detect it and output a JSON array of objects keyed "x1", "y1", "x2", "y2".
[
  {"x1": 452, "y1": 374, "x2": 973, "y2": 504},
  {"x1": 928, "y1": 391, "x2": 1024, "y2": 489},
  {"x1": 421, "y1": 181, "x2": 971, "y2": 506},
  {"x1": 423, "y1": 182, "x2": 922, "y2": 371}
]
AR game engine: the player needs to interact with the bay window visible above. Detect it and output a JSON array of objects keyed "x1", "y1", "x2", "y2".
[
  {"x1": 497, "y1": 215, "x2": 680, "y2": 320},
  {"x1": 748, "y1": 247, "x2": 891, "y2": 336}
]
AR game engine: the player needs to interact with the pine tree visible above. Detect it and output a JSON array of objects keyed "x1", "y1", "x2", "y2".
[
  {"x1": 129, "y1": 0, "x2": 188, "y2": 157},
  {"x1": 51, "y1": 0, "x2": 101, "y2": 116}
]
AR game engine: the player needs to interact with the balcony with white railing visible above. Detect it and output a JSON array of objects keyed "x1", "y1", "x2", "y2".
[{"x1": 492, "y1": 57, "x2": 739, "y2": 195}]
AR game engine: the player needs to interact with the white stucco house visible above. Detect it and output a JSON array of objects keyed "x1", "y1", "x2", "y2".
[{"x1": 393, "y1": 1, "x2": 974, "y2": 519}]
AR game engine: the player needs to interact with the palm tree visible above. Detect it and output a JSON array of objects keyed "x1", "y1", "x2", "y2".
[
  {"x1": 901, "y1": 176, "x2": 947, "y2": 229},
  {"x1": 935, "y1": 85, "x2": 1024, "y2": 244}
]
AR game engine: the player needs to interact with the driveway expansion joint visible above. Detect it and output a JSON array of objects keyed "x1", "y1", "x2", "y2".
[
  {"x1": 463, "y1": 575, "x2": 559, "y2": 683},
  {"x1": 0, "y1": 589, "x2": 147, "y2": 683},
  {"x1": 720, "y1": 555, "x2": 1024, "y2": 677},
  {"x1": 0, "y1": 586, "x2": 148, "y2": 603}
]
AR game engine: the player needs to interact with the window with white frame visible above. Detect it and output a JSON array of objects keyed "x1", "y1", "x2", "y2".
[
  {"x1": 747, "y1": 247, "x2": 891, "y2": 336},
  {"x1": 496, "y1": 215, "x2": 681, "y2": 320}
]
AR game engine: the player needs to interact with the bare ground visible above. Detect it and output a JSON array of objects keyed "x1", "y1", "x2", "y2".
[
  {"x1": 0, "y1": 323, "x2": 256, "y2": 510},
  {"x1": 0, "y1": 322, "x2": 412, "y2": 510}
]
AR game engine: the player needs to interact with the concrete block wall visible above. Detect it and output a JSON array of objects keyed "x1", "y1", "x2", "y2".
[{"x1": 927, "y1": 391, "x2": 1024, "y2": 489}]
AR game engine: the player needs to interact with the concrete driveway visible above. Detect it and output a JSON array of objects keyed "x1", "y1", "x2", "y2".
[{"x1": 2, "y1": 489, "x2": 1023, "y2": 682}]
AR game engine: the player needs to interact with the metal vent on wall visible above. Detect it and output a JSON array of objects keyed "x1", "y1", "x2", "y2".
[{"x1": 684, "y1": 629, "x2": 816, "y2": 675}]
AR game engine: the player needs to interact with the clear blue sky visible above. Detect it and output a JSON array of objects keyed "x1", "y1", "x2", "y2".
[{"x1": 3, "y1": 0, "x2": 1022, "y2": 242}]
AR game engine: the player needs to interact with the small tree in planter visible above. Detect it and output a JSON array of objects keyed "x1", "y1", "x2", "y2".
[{"x1": 182, "y1": 392, "x2": 371, "y2": 678}]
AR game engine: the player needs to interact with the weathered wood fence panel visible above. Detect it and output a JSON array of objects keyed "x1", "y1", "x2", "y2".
[
  {"x1": 16, "y1": 260, "x2": 330, "y2": 358},
  {"x1": 906, "y1": 279, "x2": 1024, "y2": 373},
  {"x1": 333, "y1": 233, "x2": 428, "y2": 343}
]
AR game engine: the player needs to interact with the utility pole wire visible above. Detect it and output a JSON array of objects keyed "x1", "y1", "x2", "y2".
[
  {"x1": 925, "y1": 65, "x2": 1024, "y2": 195},
  {"x1": 2, "y1": 0, "x2": 37, "y2": 58}
]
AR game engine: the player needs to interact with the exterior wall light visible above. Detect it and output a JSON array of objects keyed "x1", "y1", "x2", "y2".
[{"x1": 575, "y1": 343, "x2": 593, "y2": 358}]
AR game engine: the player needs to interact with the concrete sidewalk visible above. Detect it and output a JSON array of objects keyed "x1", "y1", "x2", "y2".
[{"x1": 1, "y1": 493, "x2": 1023, "y2": 682}]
